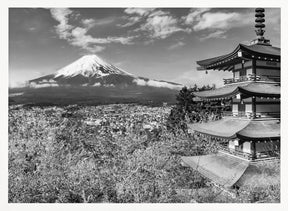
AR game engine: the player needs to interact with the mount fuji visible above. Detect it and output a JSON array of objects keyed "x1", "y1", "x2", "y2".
[
  {"x1": 29, "y1": 55, "x2": 183, "y2": 89},
  {"x1": 10, "y1": 55, "x2": 183, "y2": 106}
]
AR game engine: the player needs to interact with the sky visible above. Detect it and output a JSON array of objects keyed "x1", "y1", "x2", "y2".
[{"x1": 9, "y1": 8, "x2": 280, "y2": 88}]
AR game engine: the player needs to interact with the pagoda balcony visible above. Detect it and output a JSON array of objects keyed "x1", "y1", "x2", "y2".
[
  {"x1": 218, "y1": 145, "x2": 279, "y2": 161},
  {"x1": 222, "y1": 111, "x2": 280, "y2": 119},
  {"x1": 223, "y1": 74, "x2": 280, "y2": 85}
]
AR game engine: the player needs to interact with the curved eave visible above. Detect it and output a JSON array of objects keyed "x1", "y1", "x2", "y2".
[
  {"x1": 240, "y1": 44, "x2": 280, "y2": 59},
  {"x1": 236, "y1": 120, "x2": 280, "y2": 140},
  {"x1": 193, "y1": 83, "x2": 243, "y2": 100},
  {"x1": 181, "y1": 153, "x2": 250, "y2": 188},
  {"x1": 194, "y1": 82, "x2": 280, "y2": 100},
  {"x1": 238, "y1": 83, "x2": 280, "y2": 98},
  {"x1": 182, "y1": 153, "x2": 279, "y2": 188},
  {"x1": 197, "y1": 44, "x2": 281, "y2": 70},
  {"x1": 197, "y1": 45, "x2": 241, "y2": 69},
  {"x1": 192, "y1": 117, "x2": 251, "y2": 139}
]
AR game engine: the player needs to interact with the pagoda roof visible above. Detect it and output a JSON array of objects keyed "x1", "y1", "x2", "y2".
[
  {"x1": 181, "y1": 153, "x2": 250, "y2": 188},
  {"x1": 237, "y1": 119, "x2": 280, "y2": 140},
  {"x1": 191, "y1": 118, "x2": 280, "y2": 141},
  {"x1": 193, "y1": 82, "x2": 280, "y2": 100},
  {"x1": 191, "y1": 117, "x2": 251, "y2": 139},
  {"x1": 238, "y1": 82, "x2": 281, "y2": 98},
  {"x1": 243, "y1": 44, "x2": 280, "y2": 57},
  {"x1": 197, "y1": 44, "x2": 280, "y2": 70},
  {"x1": 181, "y1": 153, "x2": 279, "y2": 188}
]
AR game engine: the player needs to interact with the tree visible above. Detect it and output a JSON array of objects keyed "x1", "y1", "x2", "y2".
[{"x1": 167, "y1": 84, "x2": 231, "y2": 134}]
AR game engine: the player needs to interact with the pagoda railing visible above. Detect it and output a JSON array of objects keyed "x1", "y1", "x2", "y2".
[
  {"x1": 218, "y1": 145, "x2": 253, "y2": 160},
  {"x1": 222, "y1": 111, "x2": 280, "y2": 119},
  {"x1": 218, "y1": 145, "x2": 280, "y2": 161},
  {"x1": 224, "y1": 74, "x2": 280, "y2": 85}
]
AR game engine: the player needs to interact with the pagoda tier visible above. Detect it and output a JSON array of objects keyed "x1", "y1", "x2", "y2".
[
  {"x1": 197, "y1": 43, "x2": 280, "y2": 71},
  {"x1": 190, "y1": 118, "x2": 280, "y2": 141},
  {"x1": 237, "y1": 119, "x2": 280, "y2": 140},
  {"x1": 193, "y1": 82, "x2": 280, "y2": 100},
  {"x1": 189, "y1": 117, "x2": 250, "y2": 139}
]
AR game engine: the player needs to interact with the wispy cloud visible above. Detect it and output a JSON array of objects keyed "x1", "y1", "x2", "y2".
[
  {"x1": 193, "y1": 12, "x2": 242, "y2": 31},
  {"x1": 119, "y1": 8, "x2": 155, "y2": 27},
  {"x1": 182, "y1": 8, "x2": 251, "y2": 40},
  {"x1": 183, "y1": 8, "x2": 211, "y2": 25},
  {"x1": 81, "y1": 18, "x2": 96, "y2": 29},
  {"x1": 82, "y1": 16, "x2": 116, "y2": 28},
  {"x1": 50, "y1": 8, "x2": 73, "y2": 39},
  {"x1": 140, "y1": 15, "x2": 185, "y2": 39},
  {"x1": 138, "y1": 10, "x2": 190, "y2": 40},
  {"x1": 28, "y1": 27, "x2": 36, "y2": 31},
  {"x1": 120, "y1": 8, "x2": 190, "y2": 41},
  {"x1": 199, "y1": 30, "x2": 227, "y2": 41},
  {"x1": 124, "y1": 8, "x2": 155, "y2": 16},
  {"x1": 50, "y1": 8, "x2": 135, "y2": 53},
  {"x1": 168, "y1": 41, "x2": 185, "y2": 50}
]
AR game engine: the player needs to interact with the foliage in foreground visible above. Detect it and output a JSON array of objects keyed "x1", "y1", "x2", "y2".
[
  {"x1": 8, "y1": 104, "x2": 280, "y2": 203},
  {"x1": 9, "y1": 105, "x2": 205, "y2": 203}
]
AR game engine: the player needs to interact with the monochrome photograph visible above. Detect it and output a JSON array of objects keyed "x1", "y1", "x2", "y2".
[{"x1": 7, "y1": 4, "x2": 282, "y2": 205}]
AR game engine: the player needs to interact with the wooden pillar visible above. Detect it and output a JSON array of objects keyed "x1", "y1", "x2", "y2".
[
  {"x1": 252, "y1": 59, "x2": 257, "y2": 119},
  {"x1": 252, "y1": 96, "x2": 256, "y2": 119},
  {"x1": 240, "y1": 60, "x2": 245, "y2": 77},
  {"x1": 252, "y1": 59, "x2": 257, "y2": 79},
  {"x1": 251, "y1": 141, "x2": 257, "y2": 160}
]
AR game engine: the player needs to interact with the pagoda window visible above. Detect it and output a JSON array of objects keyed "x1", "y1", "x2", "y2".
[
  {"x1": 240, "y1": 68, "x2": 247, "y2": 76},
  {"x1": 228, "y1": 140, "x2": 235, "y2": 150},
  {"x1": 243, "y1": 141, "x2": 252, "y2": 154},
  {"x1": 238, "y1": 103, "x2": 245, "y2": 112},
  {"x1": 245, "y1": 104, "x2": 252, "y2": 113},
  {"x1": 246, "y1": 68, "x2": 253, "y2": 75},
  {"x1": 234, "y1": 70, "x2": 240, "y2": 78},
  {"x1": 232, "y1": 104, "x2": 238, "y2": 113}
]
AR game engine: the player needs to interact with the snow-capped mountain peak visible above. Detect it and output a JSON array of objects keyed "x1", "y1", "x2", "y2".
[
  {"x1": 29, "y1": 54, "x2": 183, "y2": 90},
  {"x1": 54, "y1": 54, "x2": 132, "y2": 78}
]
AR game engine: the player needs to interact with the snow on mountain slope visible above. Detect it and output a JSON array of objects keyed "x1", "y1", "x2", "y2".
[{"x1": 54, "y1": 54, "x2": 132, "y2": 78}]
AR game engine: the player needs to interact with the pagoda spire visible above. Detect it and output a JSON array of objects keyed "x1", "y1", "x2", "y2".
[{"x1": 250, "y1": 8, "x2": 271, "y2": 45}]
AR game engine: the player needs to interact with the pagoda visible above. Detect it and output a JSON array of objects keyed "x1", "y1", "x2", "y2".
[{"x1": 182, "y1": 8, "x2": 280, "y2": 189}]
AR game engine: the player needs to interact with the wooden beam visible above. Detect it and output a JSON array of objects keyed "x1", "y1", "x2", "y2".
[{"x1": 252, "y1": 59, "x2": 256, "y2": 77}]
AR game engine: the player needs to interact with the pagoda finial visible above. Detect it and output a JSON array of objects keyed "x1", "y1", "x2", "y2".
[
  {"x1": 255, "y1": 8, "x2": 265, "y2": 38},
  {"x1": 250, "y1": 8, "x2": 271, "y2": 45}
]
